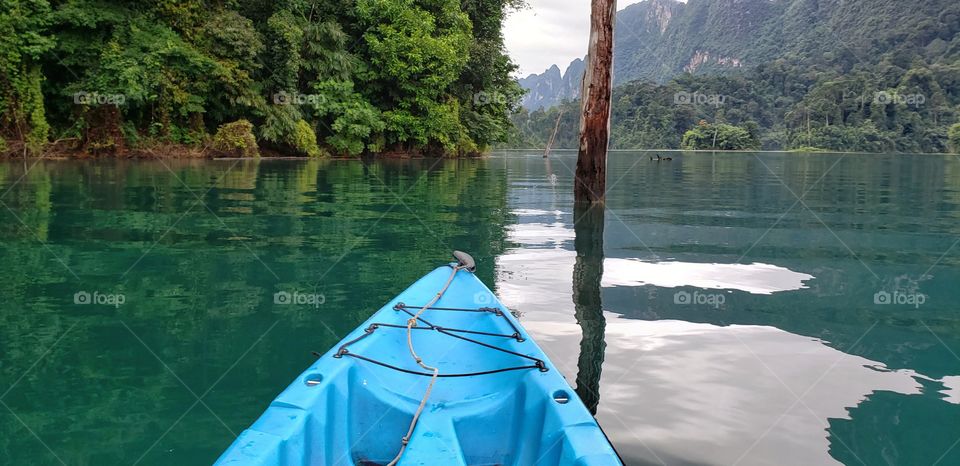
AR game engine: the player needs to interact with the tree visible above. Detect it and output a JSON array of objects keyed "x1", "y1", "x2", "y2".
[
  {"x1": 0, "y1": 0, "x2": 54, "y2": 154},
  {"x1": 355, "y1": 0, "x2": 471, "y2": 152},
  {"x1": 682, "y1": 121, "x2": 761, "y2": 150},
  {"x1": 949, "y1": 123, "x2": 960, "y2": 153},
  {"x1": 576, "y1": 0, "x2": 616, "y2": 203}
]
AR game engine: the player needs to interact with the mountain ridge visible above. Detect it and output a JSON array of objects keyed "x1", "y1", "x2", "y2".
[
  {"x1": 517, "y1": 59, "x2": 584, "y2": 110},
  {"x1": 519, "y1": 0, "x2": 748, "y2": 109},
  {"x1": 518, "y1": 0, "x2": 960, "y2": 110},
  {"x1": 508, "y1": 0, "x2": 960, "y2": 153}
]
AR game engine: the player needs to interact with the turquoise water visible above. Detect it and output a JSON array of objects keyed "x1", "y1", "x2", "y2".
[{"x1": 0, "y1": 152, "x2": 958, "y2": 465}]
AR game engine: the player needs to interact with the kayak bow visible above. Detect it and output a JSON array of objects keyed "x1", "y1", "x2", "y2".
[{"x1": 216, "y1": 252, "x2": 622, "y2": 466}]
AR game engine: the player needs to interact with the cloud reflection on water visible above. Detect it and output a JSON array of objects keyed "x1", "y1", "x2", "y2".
[
  {"x1": 602, "y1": 258, "x2": 815, "y2": 295},
  {"x1": 495, "y1": 210, "x2": 946, "y2": 465},
  {"x1": 527, "y1": 317, "x2": 926, "y2": 466}
]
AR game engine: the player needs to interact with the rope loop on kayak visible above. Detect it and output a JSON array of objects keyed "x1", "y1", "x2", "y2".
[{"x1": 387, "y1": 263, "x2": 463, "y2": 466}]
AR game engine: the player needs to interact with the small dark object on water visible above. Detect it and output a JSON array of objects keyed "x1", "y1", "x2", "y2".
[{"x1": 650, "y1": 154, "x2": 673, "y2": 161}]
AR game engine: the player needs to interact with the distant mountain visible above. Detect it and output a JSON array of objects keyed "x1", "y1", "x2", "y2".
[
  {"x1": 508, "y1": 0, "x2": 960, "y2": 152},
  {"x1": 517, "y1": 59, "x2": 584, "y2": 110},
  {"x1": 518, "y1": 0, "x2": 960, "y2": 110}
]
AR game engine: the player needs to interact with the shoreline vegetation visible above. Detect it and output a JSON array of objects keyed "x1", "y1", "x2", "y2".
[
  {"x1": 1, "y1": 0, "x2": 525, "y2": 160},
  {"x1": 0, "y1": 142, "x2": 484, "y2": 160},
  {"x1": 0, "y1": 136, "x2": 499, "y2": 159},
  {"x1": 507, "y1": 73, "x2": 960, "y2": 154},
  {"x1": 4, "y1": 145, "x2": 957, "y2": 161}
]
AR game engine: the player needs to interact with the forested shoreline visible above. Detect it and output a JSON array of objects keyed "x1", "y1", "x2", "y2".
[
  {"x1": 1, "y1": 0, "x2": 523, "y2": 158},
  {"x1": 509, "y1": 55, "x2": 960, "y2": 154}
]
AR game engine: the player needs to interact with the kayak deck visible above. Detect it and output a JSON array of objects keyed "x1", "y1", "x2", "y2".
[{"x1": 216, "y1": 264, "x2": 621, "y2": 466}]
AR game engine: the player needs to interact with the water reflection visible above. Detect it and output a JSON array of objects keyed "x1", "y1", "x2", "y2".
[
  {"x1": 0, "y1": 158, "x2": 511, "y2": 465},
  {"x1": 2, "y1": 152, "x2": 959, "y2": 465},
  {"x1": 494, "y1": 151, "x2": 960, "y2": 465},
  {"x1": 498, "y1": 215, "x2": 937, "y2": 465},
  {"x1": 944, "y1": 376, "x2": 960, "y2": 405},
  {"x1": 572, "y1": 203, "x2": 606, "y2": 415},
  {"x1": 596, "y1": 320, "x2": 927, "y2": 465},
  {"x1": 602, "y1": 259, "x2": 814, "y2": 295}
]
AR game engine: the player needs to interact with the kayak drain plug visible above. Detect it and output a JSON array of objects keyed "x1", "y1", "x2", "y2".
[{"x1": 553, "y1": 390, "x2": 570, "y2": 404}]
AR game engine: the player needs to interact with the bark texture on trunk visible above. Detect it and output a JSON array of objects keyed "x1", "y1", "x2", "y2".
[{"x1": 575, "y1": 0, "x2": 616, "y2": 203}]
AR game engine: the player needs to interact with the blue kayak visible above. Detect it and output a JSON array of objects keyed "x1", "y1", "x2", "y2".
[{"x1": 216, "y1": 252, "x2": 622, "y2": 466}]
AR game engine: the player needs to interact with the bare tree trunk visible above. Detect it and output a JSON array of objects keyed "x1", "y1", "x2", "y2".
[
  {"x1": 543, "y1": 109, "x2": 564, "y2": 158},
  {"x1": 575, "y1": 0, "x2": 616, "y2": 203}
]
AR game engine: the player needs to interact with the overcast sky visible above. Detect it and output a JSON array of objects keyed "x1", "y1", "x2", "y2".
[{"x1": 503, "y1": 0, "x2": 647, "y2": 77}]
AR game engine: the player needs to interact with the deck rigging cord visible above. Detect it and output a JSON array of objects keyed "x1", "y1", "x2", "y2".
[{"x1": 329, "y1": 252, "x2": 548, "y2": 465}]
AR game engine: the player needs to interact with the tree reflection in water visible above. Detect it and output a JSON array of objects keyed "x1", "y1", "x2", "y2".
[{"x1": 572, "y1": 202, "x2": 607, "y2": 415}]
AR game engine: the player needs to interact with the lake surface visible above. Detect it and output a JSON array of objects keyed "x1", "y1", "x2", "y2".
[{"x1": 1, "y1": 151, "x2": 959, "y2": 465}]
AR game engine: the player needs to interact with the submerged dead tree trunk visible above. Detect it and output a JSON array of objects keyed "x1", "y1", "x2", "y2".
[
  {"x1": 575, "y1": 0, "x2": 616, "y2": 203},
  {"x1": 543, "y1": 109, "x2": 563, "y2": 158}
]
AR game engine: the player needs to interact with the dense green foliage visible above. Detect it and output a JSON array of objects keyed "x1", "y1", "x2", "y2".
[
  {"x1": 950, "y1": 124, "x2": 960, "y2": 153},
  {"x1": 0, "y1": 0, "x2": 54, "y2": 154},
  {"x1": 682, "y1": 121, "x2": 760, "y2": 150},
  {"x1": 509, "y1": 59, "x2": 960, "y2": 153},
  {"x1": 0, "y1": 0, "x2": 522, "y2": 156},
  {"x1": 212, "y1": 119, "x2": 259, "y2": 157}
]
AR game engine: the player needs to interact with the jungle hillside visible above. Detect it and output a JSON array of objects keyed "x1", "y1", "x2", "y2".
[{"x1": 0, "y1": 0, "x2": 524, "y2": 158}]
